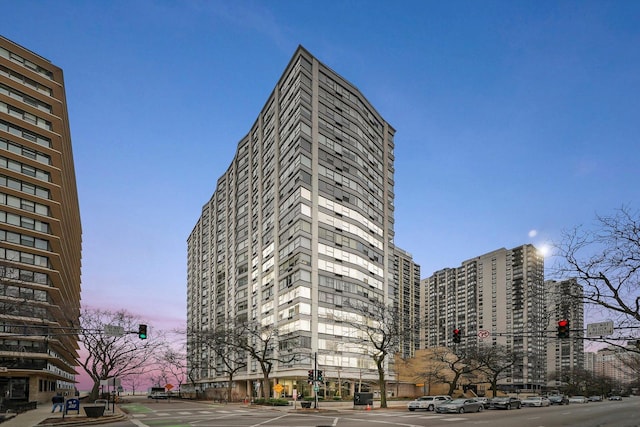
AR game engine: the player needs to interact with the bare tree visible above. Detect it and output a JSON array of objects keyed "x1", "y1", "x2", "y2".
[
  {"x1": 199, "y1": 325, "x2": 248, "y2": 402},
  {"x1": 548, "y1": 367, "x2": 614, "y2": 396},
  {"x1": 341, "y1": 299, "x2": 408, "y2": 408},
  {"x1": 228, "y1": 319, "x2": 295, "y2": 399},
  {"x1": 618, "y1": 348, "x2": 640, "y2": 377},
  {"x1": 121, "y1": 373, "x2": 144, "y2": 396},
  {"x1": 473, "y1": 344, "x2": 520, "y2": 397},
  {"x1": 156, "y1": 345, "x2": 187, "y2": 397},
  {"x1": 413, "y1": 354, "x2": 447, "y2": 396},
  {"x1": 78, "y1": 308, "x2": 165, "y2": 400},
  {"x1": 425, "y1": 347, "x2": 482, "y2": 396},
  {"x1": 554, "y1": 206, "x2": 640, "y2": 347}
]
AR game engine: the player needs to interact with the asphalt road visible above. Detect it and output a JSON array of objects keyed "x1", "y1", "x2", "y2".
[{"x1": 105, "y1": 396, "x2": 639, "y2": 427}]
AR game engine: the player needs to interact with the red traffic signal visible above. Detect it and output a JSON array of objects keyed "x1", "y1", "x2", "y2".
[
  {"x1": 453, "y1": 328, "x2": 461, "y2": 343},
  {"x1": 557, "y1": 319, "x2": 570, "y2": 338}
]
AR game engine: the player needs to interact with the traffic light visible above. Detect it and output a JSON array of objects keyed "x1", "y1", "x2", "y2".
[
  {"x1": 453, "y1": 328, "x2": 461, "y2": 343},
  {"x1": 307, "y1": 370, "x2": 314, "y2": 383},
  {"x1": 138, "y1": 324, "x2": 148, "y2": 340},
  {"x1": 557, "y1": 319, "x2": 570, "y2": 338},
  {"x1": 317, "y1": 370, "x2": 323, "y2": 382}
]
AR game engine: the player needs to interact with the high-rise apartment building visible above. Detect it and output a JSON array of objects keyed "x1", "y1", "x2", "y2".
[
  {"x1": 422, "y1": 244, "x2": 546, "y2": 392},
  {"x1": 391, "y1": 247, "x2": 421, "y2": 359},
  {"x1": 544, "y1": 279, "x2": 584, "y2": 388},
  {"x1": 187, "y1": 46, "x2": 398, "y2": 397},
  {"x1": 586, "y1": 346, "x2": 636, "y2": 389},
  {"x1": 0, "y1": 37, "x2": 82, "y2": 406}
]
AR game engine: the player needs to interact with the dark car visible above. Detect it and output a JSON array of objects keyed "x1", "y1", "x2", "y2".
[
  {"x1": 489, "y1": 396, "x2": 522, "y2": 410},
  {"x1": 548, "y1": 395, "x2": 569, "y2": 405}
]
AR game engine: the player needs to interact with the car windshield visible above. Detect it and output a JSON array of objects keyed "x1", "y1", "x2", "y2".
[{"x1": 449, "y1": 399, "x2": 468, "y2": 404}]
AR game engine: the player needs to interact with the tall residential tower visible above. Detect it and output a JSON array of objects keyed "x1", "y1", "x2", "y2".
[
  {"x1": 0, "y1": 37, "x2": 82, "y2": 405},
  {"x1": 187, "y1": 46, "x2": 400, "y2": 397},
  {"x1": 422, "y1": 244, "x2": 547, "y2": 392},
  {"x1": 545, "y1": 278, "x2": 584, "y2": 388}
]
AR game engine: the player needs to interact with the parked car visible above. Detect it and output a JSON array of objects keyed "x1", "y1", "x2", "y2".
[
  {"x1": 588, "y1": 395, "x2": 603, "y2": 402},
  {"x1": 608, "y1": 395, "x2": 622, "y2": 401},
  {"x1": 407, "y1": 395, "x2": 452, "y2": 411},
  {"x1": 548, "y1": 395, "x2": 569, "y2": 405},
  {"x1": 148, "y1": 392, "x2": 169, "y2": 399},
  {"x1": 568, "y1": 395, "x2": 588, "y2": 404},
  {"x1": 474, "y1": 397, "x2": 490, "y2": 409},
  {"x1": 435, "y1": 398, "x2": 484, "y2": 414},
  {"x1": 522, "y1": 396, "x2": 550, "y2": 407},
  {"x1": 489, "y1": 396, "x2": 522, "y2": 410}
]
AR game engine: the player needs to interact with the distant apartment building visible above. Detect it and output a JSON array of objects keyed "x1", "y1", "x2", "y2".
[
  {"x1": 422, "y1": 244, "x2": 546, "y2": 392},
  {"x1": 544, "y1": 279, "x2": 584, "y2": 388},
  {"x1": 187, "y1": 46, "x2": 401, "y2": 398},
  {"x1": 391, "y1": 246, "x2": 421, "y2": 359},
  {"x1": 0, "y1": 37, "x2": 82, "y2": 405},
  {"x1": 586, "y1": 346, "x2": 637, "y2": 390}
]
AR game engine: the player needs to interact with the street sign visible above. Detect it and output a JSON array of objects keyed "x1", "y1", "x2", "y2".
[
  {"x1": 586, "y1": 321, "x2": 614, "y2": 337},
  {"x1": 477, "y1": 330, "x2": 490, "y2": 339},
  {"x1": 100, "y1": 377, "x2": 121, "y2": 387},
  {"x1": 165, "y1": 384, "x2": 174, "y2": 391},
  {"x1": 273, "y1": 384, "x2": 283, "y2": 393},
  {"x1": 104, "y1": 324, "x2": 124, "y2": 337}
]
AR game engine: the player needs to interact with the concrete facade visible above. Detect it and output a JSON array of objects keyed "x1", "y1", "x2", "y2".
[
  {"x1": 421, "y1": 244, "x2": 547, "y2": 391},
  {"x1": 186, "y1": 46, "x2": 401, "y2": 398}
]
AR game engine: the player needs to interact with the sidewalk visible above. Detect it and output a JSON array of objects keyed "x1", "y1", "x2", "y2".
[{"x1": 1, "y1": 402, "x2": 126, "y2": 427}]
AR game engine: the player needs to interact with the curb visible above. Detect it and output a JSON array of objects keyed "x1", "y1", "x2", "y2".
[{"x1": 36, "y1": 413, "x2": 127, "y2": 426}]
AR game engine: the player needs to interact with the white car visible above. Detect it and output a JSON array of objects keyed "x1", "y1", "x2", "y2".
[
  {"x1": 522, "y1": 396, "x2": 550, "y2": 407},
  {"x1": 407, "y1": 395, "x2": 452, "y2": 411},
  {"x1": 568, "y1": 395, "x2": 588, "y2": 404}
]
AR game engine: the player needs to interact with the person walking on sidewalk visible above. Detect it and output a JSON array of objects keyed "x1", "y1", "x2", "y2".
[{"x1": 51, "y1": 393, "x2": 64, "y2": 413}]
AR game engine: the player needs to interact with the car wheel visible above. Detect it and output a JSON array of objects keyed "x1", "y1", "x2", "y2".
[
  {"x1": 428, "y1": 404, "x2": 434, "y2": 411},
  {"x1": 517, "y1": 403, "x2": 521, "y2": 409},
  {"x1": 478, "y1": 405, "x2": 484, "y2": 412},
  {"x1": 506, "y1": 404, "x2": 511, "y2": 410},
  {"x1": 458, "y1": 407, "x2": 465, "y2": 414}
]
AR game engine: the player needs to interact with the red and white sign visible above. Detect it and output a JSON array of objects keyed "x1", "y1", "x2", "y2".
[{"x1": 477, "y1": 330, "x2": 490, "y2": 339}]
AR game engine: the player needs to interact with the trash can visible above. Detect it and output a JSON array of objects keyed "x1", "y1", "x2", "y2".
[{"x1": 84, "y1": 405, "x2": 105, "y2": 418}]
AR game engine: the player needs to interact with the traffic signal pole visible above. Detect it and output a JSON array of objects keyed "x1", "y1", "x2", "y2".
[{"x1": 314, "y1": 352, "x2": 318, "y2": 409}]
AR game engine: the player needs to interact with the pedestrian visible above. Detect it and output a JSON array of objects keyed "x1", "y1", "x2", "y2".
[{"x1": 51, "y1": 393, "x2": 64, "y2": 413}]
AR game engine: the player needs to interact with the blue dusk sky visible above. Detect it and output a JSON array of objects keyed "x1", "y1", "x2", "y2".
[{"x1": 1, "y1": 1, "x2": 639, "y2": 334}]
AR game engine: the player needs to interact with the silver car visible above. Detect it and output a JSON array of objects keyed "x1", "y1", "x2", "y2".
[
  {"x1": 407, "y1": 395, "x2": 452, "y2": 411},
  {"x1": 568, "y1": 395, "x2": 588, "y2": 404},
  {"x1": 522, "y1": 396, "x2": 550, "y2": 407},
  {"x1": 436, "y1": 398, "x2": 484, "y2": 414}
]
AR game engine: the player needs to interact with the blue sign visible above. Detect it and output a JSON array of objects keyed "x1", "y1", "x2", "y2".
[{"x1": 65, "y1": 398, "x2": 80, "y2": 414}]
